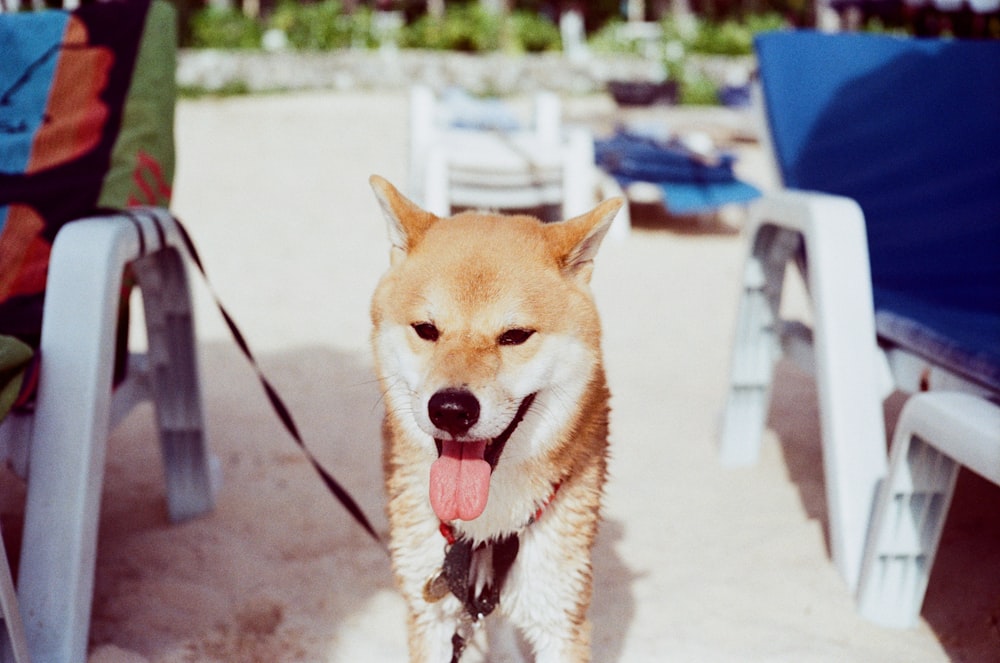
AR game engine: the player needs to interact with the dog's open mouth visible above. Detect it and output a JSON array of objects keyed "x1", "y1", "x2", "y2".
[{"x1": 429, "y1": 393, "x2": 536, "y2": 522}]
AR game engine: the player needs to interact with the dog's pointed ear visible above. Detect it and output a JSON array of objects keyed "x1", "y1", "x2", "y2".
[
  {"x1": 370, "y1": 175, "x2": 439, "y2": 264},
  {"x1": 546, "y1": 198, "x2": 623, "y2": 283}
]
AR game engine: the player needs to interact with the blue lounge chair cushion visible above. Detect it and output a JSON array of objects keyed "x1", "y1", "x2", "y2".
[
  {"x1": 876, "y1": 291, "x2": 1000, "y2": 392},
  {"x1": 756, "y1": 31, "x2": 1000, "y2": 391}
]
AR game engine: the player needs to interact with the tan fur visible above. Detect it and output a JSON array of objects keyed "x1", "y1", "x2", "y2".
[{"x1": 370, "y1": 175, "x2": 621, "y2": 663}]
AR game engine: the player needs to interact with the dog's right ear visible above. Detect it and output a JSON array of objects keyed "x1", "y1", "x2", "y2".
[
  {"x1": 370, "y1": 175, "x2": 439, "y2": 265},
  {"x1": 546, "y1": 197, "x2": 623, "y2": 284}
]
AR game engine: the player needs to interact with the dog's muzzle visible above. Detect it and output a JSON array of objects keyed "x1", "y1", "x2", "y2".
[
  {"x1": 428, "y1": 391, "x2": 536, "y2": 522},
  {"x1": 430, "y1": 391, "x2": 536, "y2": 469}
]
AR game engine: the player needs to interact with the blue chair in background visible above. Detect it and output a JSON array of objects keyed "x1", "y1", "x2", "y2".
[{"x1": 719, "y1": 30, "x2": 1000, "y2": 627}]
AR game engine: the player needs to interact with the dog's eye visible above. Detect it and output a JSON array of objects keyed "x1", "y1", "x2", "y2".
[
  {"x1": 498, "y1": 328, "x2": 535, "y2": 346},
  {"x1": 411, "y1": 322, "x2": 440, "y2": 342}
]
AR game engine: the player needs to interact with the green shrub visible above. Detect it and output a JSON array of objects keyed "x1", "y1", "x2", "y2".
[
  {"x1": 179, "y1": 80, "x2": 253, "y2": 97},
  {"x1": 398, "y1": 6, "x2": 557, "y2": 53},
  {"x1": 190, "y1": 7, "x2": 263, "y2": 49},
  {"x1": 587, "y1": 19, "x2": 651, "y2": 56},
  {"x1": 690, "y1": 19, "x2": 753, "y2": 54},
  {"x1": 269, "y1": 1, "x2": 378, "y2": 50},
  {"x1": 688, "y1": 13, "x2": 787, "y2": 55},
  {"x1": 679, "y1": 73, "x2": 720, "y2": 105},
  {"x1": 743, "y1": 12, "x2": 789, "y2": 36},
  {"x1": 508, "y1": 10, "x2": 561, "y2": 52},
  {"x1": 401, "y1": 4, "x2": 503, "y2": 52}
]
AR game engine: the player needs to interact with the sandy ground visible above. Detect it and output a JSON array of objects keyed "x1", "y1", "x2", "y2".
[{"x1": 19, "y1": 90, "x2": 1000, "y2": 661}]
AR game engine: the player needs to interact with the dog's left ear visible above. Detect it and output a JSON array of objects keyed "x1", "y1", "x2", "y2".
[
  {"x1": 547, "y1": 197, "x2": 624, "y2": 283},
  {"x1": 370, "y1": 175, "x2": 439, "y2": 265}
]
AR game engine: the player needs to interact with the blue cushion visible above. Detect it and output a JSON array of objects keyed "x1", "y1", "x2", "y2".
[
  {"x1": 876, "y1": 291, "x2": 1000, "y2": 392},
  {"x1": 756, "y1": 31, "x2": 1000, "y2": 390}
]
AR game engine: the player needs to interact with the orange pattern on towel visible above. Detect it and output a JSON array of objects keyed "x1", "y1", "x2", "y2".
[
  {"x1": 27, "y1": 16, "x2": 112, "y2": 174},
  {"x1": 0, "y1": 205, "x2": 49, "y2": 301}
]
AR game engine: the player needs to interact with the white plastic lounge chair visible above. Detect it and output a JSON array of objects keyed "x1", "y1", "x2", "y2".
[
  {"x1": 2, "y1": 210, "x2": 216, "y2": 662},
  {"x1": 0, "y1": 2, "x2": 215, "y2": 660},
  {"x1": 409, "y1": 85, "x2": 630, "y2": 238},
  {"x1": 719, "y1": 30, "x2": 1000, "y2": 625},
  {"x1": 857, "y1": 392, "x2": 1000, "y2": 627}
]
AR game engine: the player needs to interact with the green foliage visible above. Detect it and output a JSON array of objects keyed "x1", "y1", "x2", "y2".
[
  {"x1": 400, "y1": 4, "x2": 503, "y2": 52},
  {"x1": 689, "y1": 19, "x2": 755, "y2": 55},
  {"x1": 186, "y1": 3, "x2": 782, "y2": 62},
  {"x1": 679, "y1": 73, "x2": 719, "y2": 104},
  {"x1": 590, "y1": 13, "x2": 785, "y2": 105},
  {"x1": 190, "y1": 7, "x2": 263, "y2": 49},
  {"x1": 269, "y1": 1, "x2": 378, "y2": 50},
  {"x1": 397, "y1": 5, "x2": 560, "y2": 53},
  {"x1": 590, "y1": 12, "x2": 785, "y2": 58},
  {"x1": 860, "y1": 16, "x2": 909, "y2": 35},
  {"x1": 688, "y1": 13, "x2": 786, "y2": 54},
  {"x1": 587, "y1": 19, "x2": 652, "y2": 56},
  {"x1": 743, "y1": 11, "x2": 791, "y2": 36},
  {"x1": 179, "y1": 80, "x2": 253, "y2": 97},
  {"x1": 508, "y1": 10, "x2": 561, "y2": 52}
]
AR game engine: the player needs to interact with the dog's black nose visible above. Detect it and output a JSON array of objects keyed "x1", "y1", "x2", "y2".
[{"x1": 429, "y1": 389, "x2": 480, "y2": 437}]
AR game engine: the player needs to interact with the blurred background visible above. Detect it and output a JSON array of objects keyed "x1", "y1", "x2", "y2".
[{"x1": 173, "y1": 0, "x2": 999, "y2": 101}]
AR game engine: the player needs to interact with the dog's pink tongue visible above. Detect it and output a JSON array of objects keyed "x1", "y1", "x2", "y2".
[{"x1": 430, "y1": 440, "x2": 491, "y2": 522}]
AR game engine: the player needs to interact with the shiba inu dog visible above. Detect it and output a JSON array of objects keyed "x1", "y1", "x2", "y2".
[{"x1": 369, "y1": 175, "x2": 622, "y2": 662}]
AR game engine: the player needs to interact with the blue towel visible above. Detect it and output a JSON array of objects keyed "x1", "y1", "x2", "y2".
[{"x1": 595, "y1": 130, "x2": 760, "y2": 215}]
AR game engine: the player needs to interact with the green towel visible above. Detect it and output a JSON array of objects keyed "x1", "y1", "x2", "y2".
[{"x1": 0, "y1": 335, "x2": 32, "y2": 420}]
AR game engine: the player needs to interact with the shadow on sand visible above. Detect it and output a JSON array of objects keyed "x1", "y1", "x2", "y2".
[
  {"x1": 626, "y1": 200, "x2": 743, "y2": 237},
  {"x1": 89, "y1": 342, "x2": 392, "y2": 659},
  {"x1": 87, "y1": 340, "x2": 637, "y2": 660},
  {"x1": 590, "y1": 517, "x2": 638, "y2": 662}
]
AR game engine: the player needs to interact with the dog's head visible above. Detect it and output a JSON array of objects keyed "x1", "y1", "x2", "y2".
[{"x1": 369, "y1": 175, "x2": 621, "y2": 523}]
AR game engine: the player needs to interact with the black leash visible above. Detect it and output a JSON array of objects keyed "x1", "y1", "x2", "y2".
[
  {"x1": 440, "y1": 532, "x2": 521, "y2": 662},
  {"x1": 114, "y1": 208, "x2": 384, "y2": 547},
  {"x1": 433, "y1": 484, "x2": 560, "y2": 662}
]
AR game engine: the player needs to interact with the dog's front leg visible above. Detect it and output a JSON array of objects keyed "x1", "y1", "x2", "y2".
[
  {"x1": 485, "y1": 615, "x2": 531, "y2": 662},
  {"x1": 502, "y1": 527, "x2": 596, "y2": 662},
  {"x1": 392, "y1": 534, "x2": 468, "y2": 662},
  {"x1": 528, "y1": 623, "x2": 592, "y2": 663},
  {"x1": 406, "y1": 599, "x2": 466, "y2": 663}
]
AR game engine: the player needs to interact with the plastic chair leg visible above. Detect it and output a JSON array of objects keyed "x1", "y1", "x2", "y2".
[
  {"x1": 719, "y1": 224, "x2": 796, "y2": 466},
  {"x1": 857, "y1": 392, "x2": 1000, "y2": 627},
  {"x1": 424, "y1": 145, "x2": 451, "y2": 217},
  {"x1": 133, "y1": 245, "x2": 215, "y2": 523},
  {"x1": 408, "y1": 85, "x2": 436, "y2": 206},
  {"x1": 562, "y1": 128, "x2": 595, "y2": 220},
  {"x1": 724, "y1": 192, "x2": 889, "y2": 590},
  {"x1": 17, "y1": 219, "x2": 138, "y2": 663},
  {"x1": 0, "y1": 527, "x2": 31, "y2": 663},
  {"x1": 16, "y1": 210, "x2": 216, "y2": 662},
  {"x1": 795, "y1": 194, "x2": 889, "y2": 590}
]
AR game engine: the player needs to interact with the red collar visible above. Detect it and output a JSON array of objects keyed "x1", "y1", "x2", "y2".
[{"x1": 439, "y1": 482, "x2": 561, "y2": 545}]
